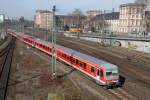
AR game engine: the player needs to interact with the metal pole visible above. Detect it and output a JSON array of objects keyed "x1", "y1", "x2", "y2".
[
  {"x1": 0, "y1": 22, "x2": 2, "y2": 36},
  {"x1": 51, "y1": 5, "x2": 56, "y2": 79},
  {"x1": 45, "y1": 12, "x2": 47, "y2": 40}
]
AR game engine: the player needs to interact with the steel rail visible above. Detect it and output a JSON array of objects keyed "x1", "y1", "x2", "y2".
[{"x1": 0, "y1": 38, "x2": 16, "y2": 100}]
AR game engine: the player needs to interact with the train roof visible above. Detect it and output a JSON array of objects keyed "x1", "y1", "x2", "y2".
[
  {"x1": 57, "y1": 45, "x2": 118, "y2": 70},
  {"x1": 35, "y1": 38, "x2": 52, "y2": 47}
]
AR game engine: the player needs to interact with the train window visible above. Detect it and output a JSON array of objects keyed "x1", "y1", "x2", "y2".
[
  {"x1": 91, "y1": 67, "x2": 95, "y2": 73},
  {"x1": 97, "y1": 70, "x2": 100, "y2": 76},
  {"x1": 66, "y1": 56, "x2": 70, "y2": 60},
  {"x1": 62, "y1": 53, "x2": 66, "y2": 58},
  {"x1": 76, "y1": 59, "x2": 79, "y2": 64},
  {"x1": 100, "y1": 70, "x2": 103, "y2": 77},
  {"x1": 83, "y1": 63, "x2": 86, "y2": 69},
  {"x1": 79, "y1": 62, "x2": 83, "y2": 67},
  {"x1": 70, "y1": 57, "x2": 73, "y2": 61},
  {"x1": 72, "y1": 58, "x2": 76, "y2": 62}
]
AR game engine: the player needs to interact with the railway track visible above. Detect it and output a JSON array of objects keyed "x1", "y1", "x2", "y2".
[
  {"x1": 59, "y1": 35, "x2": 150, "y2": 61},
  {"x1": 0, "y1": 37, "x2": 15, "y2": 100},
  {"x1": 57, "y1": 36, "x2": 150, "y2": 77},
  {"x1": 27, "y1": 42, "x2": 134, "y2": 100},
  {"x1": 25, "y1": 30, "x2": 150, "y2": 99},
  {"x1": 0, "y1": 37, "x2": 8, "y2": 46},
  {"x1": 59, "y1": 38, "x2": 150, "y2": 74},
  {"x1": 56, "y1": 36, "x2": 150, "y2": 99}
]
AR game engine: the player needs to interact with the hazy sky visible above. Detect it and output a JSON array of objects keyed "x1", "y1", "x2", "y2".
[{"x1": 0, "y1": 0, "x2": 135, "y2": 19}]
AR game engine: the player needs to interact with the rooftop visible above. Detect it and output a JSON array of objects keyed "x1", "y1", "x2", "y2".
[
  {"x1": 36, "y1": 10, "x2": 52, "y2": 13},
  {"x1": 120, "y1": 3, "x2": 146, "y2": 8},
  {"x1": 92, "y1": 12, "x2": 119, "y2": 21}
]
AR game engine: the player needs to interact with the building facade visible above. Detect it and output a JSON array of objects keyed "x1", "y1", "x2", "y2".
[
  {"x1": 86, "y1": 10, "x2": 103, "y2": 18},
  {"x1": 119, "y1": 3, "x2": 146, "y2": 33},
  {"x1": 89, "y1": 12, "x2": 120, "y2": 33},
  {"x1": 34, "y1": 10, "x2": 53, "y2": 29},
  {"x1": 86, "y1": 3, "x2": 147, "y2": 34}
]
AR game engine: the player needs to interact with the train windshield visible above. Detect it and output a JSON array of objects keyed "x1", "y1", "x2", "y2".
[
  {"x1": 106, "y1": 72, "x2": 112, "y2": 76},
  {"x1": 106, "y1": 70, "x2": 118, "y2": 80}
]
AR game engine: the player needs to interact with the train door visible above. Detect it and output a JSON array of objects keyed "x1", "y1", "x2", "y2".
[
  {"x1": 100, "y1": 69, "x2": 105, "y2": 81},
  {"x1": 96, "y1": 69, "x2": 100, "y2": 80}
]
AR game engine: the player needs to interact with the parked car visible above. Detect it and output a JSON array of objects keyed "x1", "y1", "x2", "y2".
[
  {"x1": 128, "y1": 32, "x2": 139, "y2": 38},
  {"x1": 139, "y1": 32, "x2": 150, "y2": 37}
]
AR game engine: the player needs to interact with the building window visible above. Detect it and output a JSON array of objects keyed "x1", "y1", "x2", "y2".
[
  {"x1": 131, "y1": 20, "x2": 134, "y2": 25},
  {"x1": 136, "y1": 20, "x2": 138, "y2": 26},
  {"x1": 132, "y1": 15, "x2": 135, "y2": 18}
]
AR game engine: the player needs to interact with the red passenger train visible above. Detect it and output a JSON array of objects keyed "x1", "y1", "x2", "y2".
[{"x1": 7, "y1": 29, "x2": 122, "y2": 88}]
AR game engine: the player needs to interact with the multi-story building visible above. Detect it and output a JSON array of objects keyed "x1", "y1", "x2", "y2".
[
  {"x1": 86, "y1": 10, "x2": 103, "y2": 18},
  {"x1": 105, "y1": 12, "x2": 120, "y2": 32},
  {"x1": 34, "y1": 10, "x2": 53, "y2": 29},
  {"x1": 119, "y1": 3, "x2": 146, "y2": 33},
  {"x1": 0, "y1": 14, "x2": 5, "y2": 23},
  {"x1": 89, "y1": 12, "x2": 120, "y2": 33},
  {"x1": 86, "y1": 3, "x2": 147, "y2": 34}
]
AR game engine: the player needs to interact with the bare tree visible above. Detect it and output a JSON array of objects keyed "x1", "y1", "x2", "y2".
[
  {"x1": 95, "y1": 20, "x2": 109, "y2": 32},
  {"x1": 71, "y1": 9, "x2": 84, "y2": 28},
  {"x1": 145, "y1": 12, "x2": 150, "y2": 32}
]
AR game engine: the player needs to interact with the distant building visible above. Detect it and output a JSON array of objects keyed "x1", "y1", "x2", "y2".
[
  {"x1": 104, "y1": 12, "x2": 120, "y2": 32},
  {"x1": 119, "y1": 3, "x2": 146, "y2": 33},
  {"x1": 86, "y1": 10, "x2": 104, "y2": 25},
  {"x1": 85, "y1": 3, "x2": 147, "y2": 34},
  {"x1": 34, "y1": 10, "x2": 53, "y2": 29},
  {"x1": 55, "y1": 15, "x2": 70, "y2": 30},
  {"x1": 0, "y1": 14, "x2": 5, "y2": 23},
  {"x1": 86, "y1": 10, "x2": 103, "y2": 18},
  {"x1": 89, "y1": 12, "x2": 120, "y2": 33}
]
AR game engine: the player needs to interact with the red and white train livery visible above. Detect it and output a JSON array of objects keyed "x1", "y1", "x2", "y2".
[{"x1": 7, "y1": 29, "x2": 122, "y2": 88}]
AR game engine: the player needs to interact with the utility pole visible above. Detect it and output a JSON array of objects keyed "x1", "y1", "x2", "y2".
[
  {"x1": 101, "y1": 10, "x2": 106, "y2": 45},
  {"x1": 51, "y1": 5, "x2": 56, "y2": 79},
  {"x1": 45, "y1": 10, "x2": 48, "y2": 41}
]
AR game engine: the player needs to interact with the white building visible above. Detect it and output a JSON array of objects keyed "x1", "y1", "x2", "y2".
[
  {"x1": 91, "y1": 12, "x2": 120, "y2": 33},
  {"x1": 86, "y1": 10, "x2": 103, "y2": 18},
  {"x1": 87, "y1": 3, "x2": 147, "y2": 34},
  {"x1": 34, "y1": 10, "x2": 54, "y2": 29},
  {"x1": 119, "y1": 3, "x2": 146, "y2": 33}
]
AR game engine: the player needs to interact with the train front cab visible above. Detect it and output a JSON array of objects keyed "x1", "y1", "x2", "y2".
[
  {"x1": 102, "y1": 64, "x2": 119, "y2": 88},
  {"x1": 96, "y1": 64, "x2": 119, "y2": 88}
]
